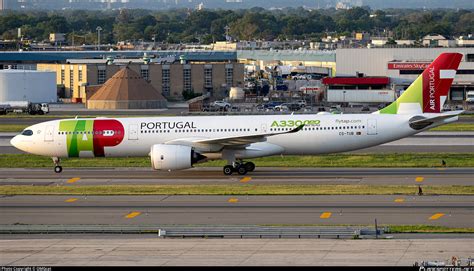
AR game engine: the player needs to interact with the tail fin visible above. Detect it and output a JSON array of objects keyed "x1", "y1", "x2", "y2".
[{"x1": 379, "y1": 53, "x2": 463, "y2": 114}]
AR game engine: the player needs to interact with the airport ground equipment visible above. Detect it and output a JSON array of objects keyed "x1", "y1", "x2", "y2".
[{"x1": 0, "y1": 101, "x2": 49, "y2": 115}]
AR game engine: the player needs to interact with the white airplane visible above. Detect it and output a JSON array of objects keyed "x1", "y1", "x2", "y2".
[{"x1": 10, "y1": 53, "x2": 464, "y2": 175}]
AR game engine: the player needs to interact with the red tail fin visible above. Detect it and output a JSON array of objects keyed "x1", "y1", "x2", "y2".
[{"x1": 422, "y1": 53, "x2": 463, "y2": 113}]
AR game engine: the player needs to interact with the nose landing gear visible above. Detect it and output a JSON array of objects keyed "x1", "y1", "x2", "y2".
[
  {"x1": 223, "y1": 161, "x2": 255, "y2": 176},
  {"x1": 52, "y1": 157, "x2": 62, "y2": 173}
]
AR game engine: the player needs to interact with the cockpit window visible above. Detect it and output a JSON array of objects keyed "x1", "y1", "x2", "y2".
[{"x1": 21, "y1": 130, "x2": 33, "y2": 136}]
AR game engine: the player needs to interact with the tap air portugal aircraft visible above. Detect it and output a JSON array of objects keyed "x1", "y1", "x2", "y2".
[{"x1": 10, "y1": 53, "x2": 464, "y2": 175}]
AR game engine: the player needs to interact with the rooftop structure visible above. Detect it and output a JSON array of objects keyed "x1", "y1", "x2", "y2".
[
  {"x1": 87, "y1": 67, "x2": 167, "y2": 109},
  {"x1": 0, "y1": 51, "x2": 238, "y2": 65}
]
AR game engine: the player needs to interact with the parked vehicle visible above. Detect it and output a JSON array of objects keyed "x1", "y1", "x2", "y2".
[
  {"x1": 328, "y1": 105, "x2": 342, "y2": 114},
  {"x1": 295, "y1": 100, "x2": 307, "y2": 108},
  {"x1": 274, "y1": 103, "x2": 301, "y2": 112},
  {"x1": 273, "y1": 104, "x2": 288, "y2": 111},
  {"x1": 466, "y1": 91, "x2": 474, "y2": 103},
  {"x1": 442, "y1": 104, "x2": 452, "y2": 111},
  {"x1": 212, "y1": 100, "x2": 231, "y2": 109},
  {"x1": 0, "y1": 101, "x2": 49, "y2": 115},
  {"x1": 202, "y1": 104, "x2": 221, "y2": 112},
  {"x1": 287, "y1": 103, "x2": 302, "y2": 111},
  {"x1": 262, "y1": 101, "x2": 284, "y2": 110}
]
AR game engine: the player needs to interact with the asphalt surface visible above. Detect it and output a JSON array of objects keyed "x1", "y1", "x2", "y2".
[
  {"x1": 2, "y1": 237, "x2": 473, "y2": 266},
  {"x1": 0, "y1": 195, "x2": 472, "y2": 228},
  {"x1": 1, "y1": 167, "x2": 473, "y2": 185}
]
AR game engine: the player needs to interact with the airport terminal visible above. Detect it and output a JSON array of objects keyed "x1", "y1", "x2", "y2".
[{"x1": 0, "y1": 3, "x2": 473, "y2": 268}]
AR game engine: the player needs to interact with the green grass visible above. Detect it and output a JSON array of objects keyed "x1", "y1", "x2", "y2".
[
  {"x1": 259, "y1": 224, "x2": 474, "y2": 233},
  {"x1": 0, "y1": 184, "x2": 472, "y2": 196},
  {"x1": 0, "y1": 124, "x2": 28, "y2": 132},
  {"x1": 1, "y1": 153, "x2": 473, "y2": 168},
  {"x1": 201, "y1": 153, "x2": 474, "y2": 167},
  {"x1": 430, "y1": 123, "x2": 474, "y2": 131},
  {"x1": 386, "y1": 225, "x2": 474, "y2": 234}
]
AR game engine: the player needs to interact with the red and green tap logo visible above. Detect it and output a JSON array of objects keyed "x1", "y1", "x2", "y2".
[{"x1": 59, "y1": 119, "x2": 125, "y2": 157}]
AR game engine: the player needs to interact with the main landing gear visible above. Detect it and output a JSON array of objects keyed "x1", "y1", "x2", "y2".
[
  {"x1": 223, "y1": 161, "x2": 255, "y2": 176},
  {"x1": 52, "y1": 157, "x2": 62, "y2": 173}
]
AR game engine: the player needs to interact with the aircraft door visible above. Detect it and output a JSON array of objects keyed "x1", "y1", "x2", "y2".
[
  {"x1": 44, "y1": 125, "x2": 54, "y2": 142},
  {"x1": 367, "y1": 119, "x2": 377, "y2": 135},
  {"x1": 128, "y1": 124, "x2": 138, "y2": 140},
  {"x1": 261, "y1": 123, "x2": 267, "y2": 133}
]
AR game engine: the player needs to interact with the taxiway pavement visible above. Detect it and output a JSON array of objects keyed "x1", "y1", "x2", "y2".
[
  {"x1": 0, "y1": 167, "x2": 473, "y2": 185},
  {"x1": 0, "y1": 195, "x2": 472, "y2": 228},
  {"x1": 1, "y1": 237, "x2": 473, "y2": 266}
]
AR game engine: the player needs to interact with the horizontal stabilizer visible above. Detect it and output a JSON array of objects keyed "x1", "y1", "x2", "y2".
[{"x1": 409, "y1": 111, "x2": 462, "y2": 130}]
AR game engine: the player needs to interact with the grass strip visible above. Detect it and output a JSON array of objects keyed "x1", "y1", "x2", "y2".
[
  {"x1": 429, "y1": 123, "x2": 474, "y2": 131},
  {"x1": 386, "y1": 225, "x2": 474, "y2": 234},
  {"x1": 0, "y1": 124, "x2": 28, "y2": 132},
  {"x1": 258, "y1": 224, "x2": 474, "y2": 233},
  {"x1": 1, "y1": 153, "x2": 473, "y2": 168},
  {"x1": 0, "y1": 185, "x2": 472, "y2": 196}
]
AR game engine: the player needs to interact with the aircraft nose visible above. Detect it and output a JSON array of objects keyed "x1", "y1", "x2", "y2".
[{"x1": 10, "y1": 135, "x2": 20, "y2": 149}]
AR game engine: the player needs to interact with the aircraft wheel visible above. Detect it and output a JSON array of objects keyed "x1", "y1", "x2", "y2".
[
  {"x1": 54, "y1": 166, "x2": 62, "y2": 173},
  {"x1": 245, "y1": 162, "x2": 255, "y2": 172},
  {"x1": 223, "y1": 165, "x2": 234, "y2": 175},
  {"x1": 236, "y1": 165, "x2": 248, "y2": 175}
]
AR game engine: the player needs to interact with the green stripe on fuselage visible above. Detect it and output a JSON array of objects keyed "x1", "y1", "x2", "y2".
[{"x1": 59, "y1": 120, "x2": 94, "y2": 157}]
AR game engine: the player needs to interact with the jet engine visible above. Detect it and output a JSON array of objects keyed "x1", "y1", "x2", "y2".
[{"x1": 150, "y1": 144, "x2": 206, "y2": 171}]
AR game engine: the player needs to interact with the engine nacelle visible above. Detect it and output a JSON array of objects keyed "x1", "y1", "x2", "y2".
[{"x1": 150, "y1": 144, "x2": 206, "y2": 171}]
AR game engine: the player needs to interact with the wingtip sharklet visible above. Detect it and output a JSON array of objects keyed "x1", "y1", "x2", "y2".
[{"x1": 289, "y1": 124, "x2": 305, "y2": 133}]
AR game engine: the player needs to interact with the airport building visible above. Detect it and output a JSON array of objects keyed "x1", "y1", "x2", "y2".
[
  {"x1": 37, "y1": 60, "x2": 244, "y2": 101},
  {"x1": 237, "y1": 50, "x2": 335, "y2": 77},
  {"x1": 0, "y1": 50, "x2": 238, "y2": 69},
  {"x1": 335, "y1": 48, "x2": 474, "y2": 102}
]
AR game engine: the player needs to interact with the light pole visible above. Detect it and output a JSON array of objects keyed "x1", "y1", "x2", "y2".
[{"x1": 96, "y1": 26, "x2": 102, "y2": 51}]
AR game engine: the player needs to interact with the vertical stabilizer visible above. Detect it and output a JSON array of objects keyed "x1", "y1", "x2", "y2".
[{"x1": 379, "y1": 53, "x2": 463, "y2": 114}]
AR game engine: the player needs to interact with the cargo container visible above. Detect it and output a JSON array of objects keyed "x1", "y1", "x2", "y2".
[
  {"x1": 326, "y1": 89, "x2": 395, "y2": 103},
  {"x1": 0, "y1": 69, "x2": 57, "y2": 103}
]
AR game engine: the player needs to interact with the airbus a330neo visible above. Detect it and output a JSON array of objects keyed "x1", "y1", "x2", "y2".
[{"x1": 11, "y1": 53, "x2": 464, "y2": 175}]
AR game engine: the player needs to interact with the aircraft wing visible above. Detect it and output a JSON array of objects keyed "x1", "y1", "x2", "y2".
[
  {"x1": 194, "y1": 124, "x2": 304, "y2": 146},
  {"x1": 165, "y1": 124, "x2": 304, "y2": 147}
]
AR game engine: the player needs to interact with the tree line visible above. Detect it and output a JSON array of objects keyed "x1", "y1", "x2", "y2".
[{"x1": 0, "y1": 7, "x2": 473, "y2": 45}]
